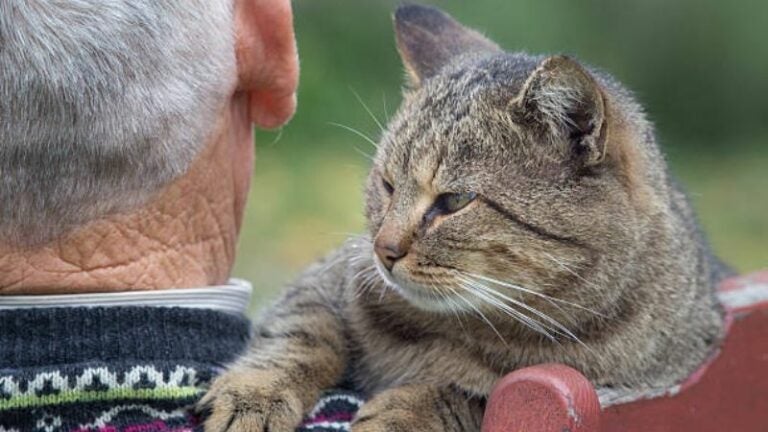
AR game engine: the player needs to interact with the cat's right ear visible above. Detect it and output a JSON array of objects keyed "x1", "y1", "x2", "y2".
[
  {"x1": 393, "y1": 5, "x2": 500, "y2": 87},
  {"x1": 512, "y1": 56, "x2": 608, "y2": 166}
]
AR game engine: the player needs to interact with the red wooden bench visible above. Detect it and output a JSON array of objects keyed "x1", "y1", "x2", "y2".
[{"x1": 482, "y1": 271, "x2": 768, "y2": 432}]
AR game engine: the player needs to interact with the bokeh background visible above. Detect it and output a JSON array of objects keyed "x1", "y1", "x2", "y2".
[{"x1": 234, "y1": 0, "x2": 768, "y2": 307}]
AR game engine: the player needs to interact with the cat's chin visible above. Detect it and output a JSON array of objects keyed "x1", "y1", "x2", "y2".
[
  {"x1": 395, "y1": 287, "x2": 468, "y2": 314},
  {"x1": 373, "y1": 258, "x2": 470, "y2": 314}
]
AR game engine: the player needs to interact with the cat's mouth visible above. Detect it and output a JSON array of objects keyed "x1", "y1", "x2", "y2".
[{"x1": 373, "y1": 255, "x2": 469, "y2": 313}]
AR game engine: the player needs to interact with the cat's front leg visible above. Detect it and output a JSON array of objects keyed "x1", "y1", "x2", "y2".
[
  {"x1": 351, "y1": 384, "x2": 484, "y2": 432},
  {"x1": 198, "y1": 281, "x2": 348, "y2": 432}
]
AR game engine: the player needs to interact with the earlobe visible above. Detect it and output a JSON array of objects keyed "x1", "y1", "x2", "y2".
[
  {"x1": 234, "y1": 0, "x2": 299, "y2": 129},
  {"x1": 513, "y1": 55, "x2": 608, "y2": 166}
]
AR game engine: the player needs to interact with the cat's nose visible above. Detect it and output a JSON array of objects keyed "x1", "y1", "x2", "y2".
[{"x1": 374, "y1": 239, "x2": 408, "y2": 271}]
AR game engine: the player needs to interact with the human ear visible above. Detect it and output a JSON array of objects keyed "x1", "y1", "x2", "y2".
[{"x1": 234, "y1": 0, "x2": 299, "y2": 129}]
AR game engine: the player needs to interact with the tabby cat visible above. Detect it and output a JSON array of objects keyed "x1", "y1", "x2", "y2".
[{"x1": 201, "y1": 5, "x2": 728, "y2": 431}]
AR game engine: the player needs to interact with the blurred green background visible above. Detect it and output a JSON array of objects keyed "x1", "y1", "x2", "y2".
[{"x1": 234, "y1": 0, "x2": 768, "y2": 306}]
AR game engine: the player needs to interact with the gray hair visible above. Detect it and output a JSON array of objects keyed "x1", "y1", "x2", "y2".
[{"x1": 0, "y1": 1, "x2": 236, "y2": 245}]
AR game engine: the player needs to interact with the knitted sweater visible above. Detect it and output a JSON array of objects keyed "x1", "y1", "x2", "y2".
[{"x1": 0, "y1": 306, "x2": 362, "y2": 432}]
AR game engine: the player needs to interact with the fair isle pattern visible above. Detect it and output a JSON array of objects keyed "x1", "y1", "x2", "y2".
[
  {"x1": 0, "y1": 365, "x2": 201, "y2": 410},
  {"x1": 0, "y1": 362, "x2": 210, "y2": 432}
]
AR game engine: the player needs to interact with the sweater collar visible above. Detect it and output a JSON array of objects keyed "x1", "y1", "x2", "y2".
[{"x1": 0, "y1": 279, "x2": 252, "y2": 316}]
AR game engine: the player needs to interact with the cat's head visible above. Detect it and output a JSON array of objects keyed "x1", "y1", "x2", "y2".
[{"x1": 365, "y1": 5, "x2": 655, "y2": 317}]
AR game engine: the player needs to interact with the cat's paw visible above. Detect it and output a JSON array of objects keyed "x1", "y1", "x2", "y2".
[{"x1": 198, "y1": 367, "x2": 305, "y2": 432}]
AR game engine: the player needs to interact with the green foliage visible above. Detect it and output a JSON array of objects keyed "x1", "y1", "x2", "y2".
[{"x1": 234, "y1": 0, "x2": 768, "y2": 305}]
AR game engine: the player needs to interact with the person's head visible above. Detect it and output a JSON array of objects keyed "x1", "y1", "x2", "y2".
[{"x1": 0, "y1": 0, "x2": 298, "y2": 292}]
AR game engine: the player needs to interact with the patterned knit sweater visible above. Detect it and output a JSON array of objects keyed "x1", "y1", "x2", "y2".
[{"x1": 0, "y1": 307, "x2": 362, "y2": 432}]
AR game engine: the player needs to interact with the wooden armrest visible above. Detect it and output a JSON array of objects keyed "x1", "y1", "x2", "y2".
[
  {"x1": 481, "y1": 270, "x2": 768, "y2": 432},
  {"x1": 482, "y1": 363, "x2": 600, "y2": 432}
]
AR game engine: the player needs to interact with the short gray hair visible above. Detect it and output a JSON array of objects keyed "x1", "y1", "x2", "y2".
[{"x1": 0, "y1": 1, "x2": 236, "y2": 245}]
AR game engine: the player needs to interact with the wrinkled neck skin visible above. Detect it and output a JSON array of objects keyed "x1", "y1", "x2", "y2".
[{"x1": 0, "y1": 93, "x2": 254, "y2": 295}]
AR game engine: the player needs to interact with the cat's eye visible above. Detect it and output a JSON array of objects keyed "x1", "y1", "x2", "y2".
[
  {"x1": 382, "y1": 178, "x2": 395, "y2": 195},
  {"x1": 434, "y1": 191, "x2": 477, "y2": 215}
]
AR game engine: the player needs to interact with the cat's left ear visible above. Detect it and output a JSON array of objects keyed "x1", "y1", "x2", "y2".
[
  {"x1": 394, "y1": 5, "x2": 500, "y2": 87},
  {"x1": 513, "y1": 56, "x2": 608, "y2": 166}
]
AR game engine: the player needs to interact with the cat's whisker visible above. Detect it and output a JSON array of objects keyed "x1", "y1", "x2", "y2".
[
  {"x1": 426, "y1": 278, "x2": 465, "y2": 327},
  {"x1": 347, "y1": 245, "x2": 378, "y2": 298},
  {"x1": 452, "y1": 283, "x2": 509, "y2": 347},
  {"x1": 470, "y1": 279, "x2": 597, "y2": 356},
  {"x1": 381, "y1": 92, "x2": 391, "y2": 123},
  {"x1": 371, "y1": 257, "x2": 400, "y2": 303},
  {"x1": 327, "y1": 122, "x2": 378, "y2": 162},
  {"x1": 352, "y1": 146, "x2": 375, "y2": 162},
  {"x1": 465, "y1": 272, "x2": 606, "y2": 318},
  {"x1": 541, "y1": 252, "x2": 603, "y2": 293},
  {"x1": 350, "y1": 88, "x2": 385, "y2": 133},
  {"x1": 461, "y1": 273, "x2": 593, "y2": 346},
  {"x1": 441, "y1": 283, "x2": 468, "y2": 331},
  {"x1": 457, "y1": 280, "x2": 557, "y2": 343},
  {"x1": 466, "y1": 272, "x2": 579, "y2": 313},
  {"x1": 461, "y1": 276, "x2": 578, "y2": 344},
  {"x1": 375, "y1": 271, "x2": 396, "y2": 303},
  {"x1": 363, "y1": 268, "x2": 382, "y2": 288},
  {"x1": 357, "y1": 268, "x2": 378, "y2": 294},
  {"x1": 354, "y1": 266, "x2": 384, "y2": 300},
  {"x1": 377, "y1": 283, "x2": 390, "y2": 303},
  {"x1": 463, "y1": 272, "x2": 580, "y2": 328},
  {"x1": 357, "y1": 278, "x2": 377, "y2": 299},
  {"x1": 347, "y1": 253, "x2": 373, "y2": 266},
  {"x1": 350, "y1": 264, "x2": 376, "y2": 287},
  {"x1": 327, "y1": 122, "x2": 379, "y2": 148},
  {"x1": 461, "y1": 275, "x2": 584, "y2": 343},
  {"x1": 458, "y1": 280, "x2": 561, "y2": 345}
]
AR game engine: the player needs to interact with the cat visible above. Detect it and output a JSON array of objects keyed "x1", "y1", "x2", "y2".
[{"x1": 200, "y1": 5, "x2": 729, "y2": 431}]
